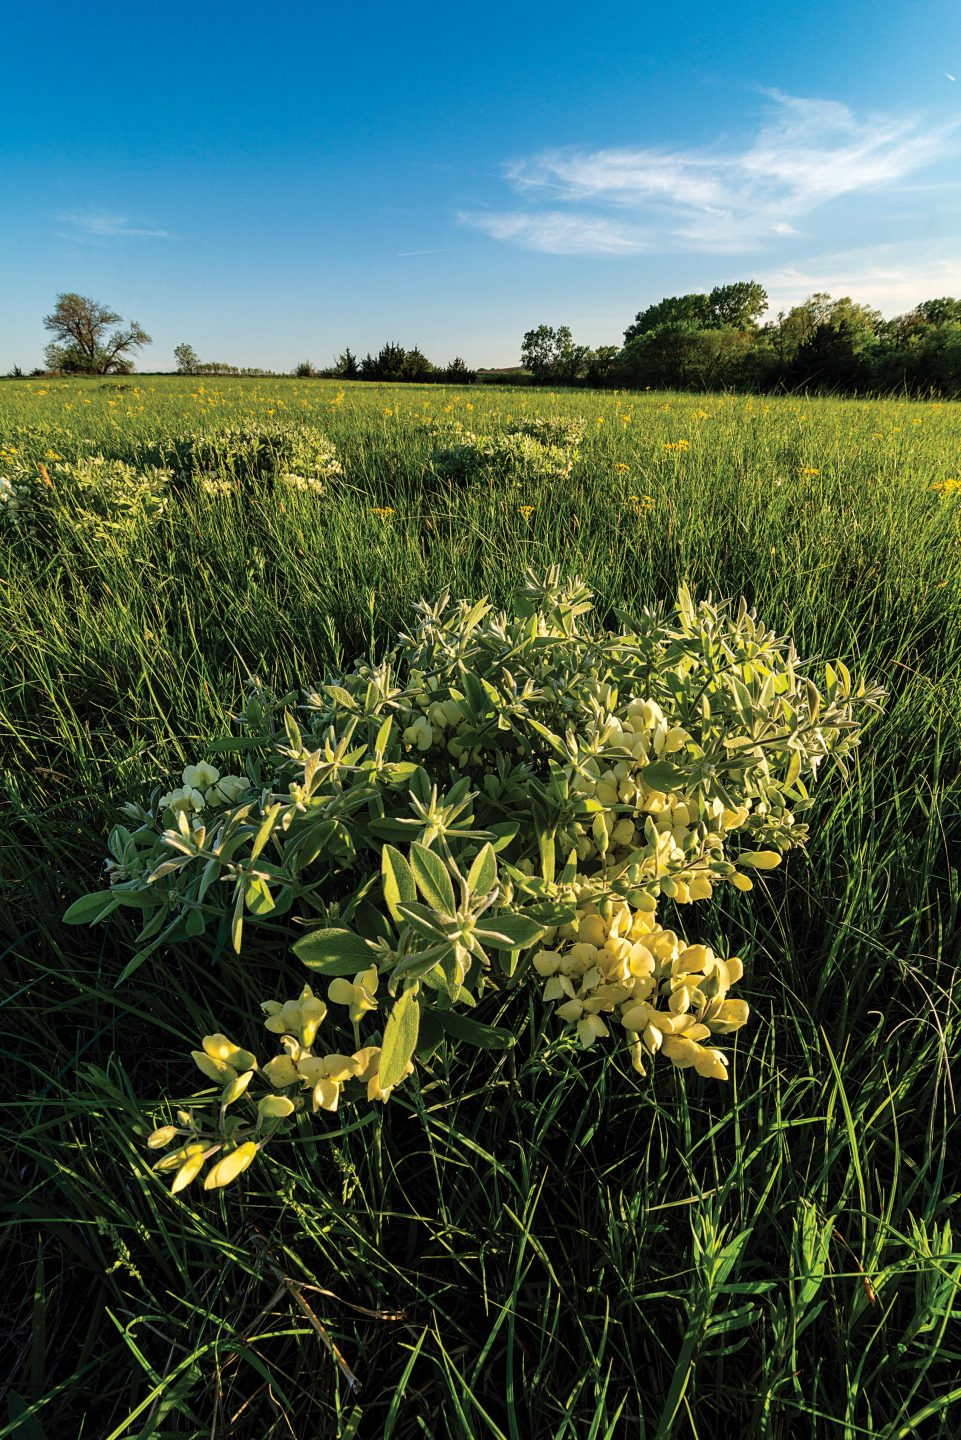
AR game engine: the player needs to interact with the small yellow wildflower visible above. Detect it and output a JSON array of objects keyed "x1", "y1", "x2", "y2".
[
  {"x1": 371, "y1": 505, "x2": 394, "y2": 518},
  {"x1": 663, "y1": 440, "x2": 690, "y2": 452},
  {"x1": 328, "y1": 966, "x2": 379, "y2": 1025},
  {"x1": 798, "y1": 467, "x2": 821, "y2": 476},
  {"x1": 517, "y1": 504, "x2": 535, "y2": 519}
]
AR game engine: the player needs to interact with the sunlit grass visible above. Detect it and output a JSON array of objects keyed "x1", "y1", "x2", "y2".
[{"x1": 1, "y1": 376, "x2": 960, "y2": 1438}]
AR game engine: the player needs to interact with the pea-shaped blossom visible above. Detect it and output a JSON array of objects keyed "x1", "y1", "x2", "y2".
[
  {"x1": 207, "y1": 773, "x2": 249, "y2": 805},
  {"x1": 191, "y1": 1033, "x2": 257, "y2": 1083},
  {"x1": 182, "y1": 761, "x2": 221, "y2": 793},
  {"x1": 158, "y1": 784, "x2": 206, "y2": 815},
  {"x1": 262, "y1": 984, "x2": 328, "y2": 1047},
  {"x1": 353, "y1": 1045, "x2": 414, "y2": 1102},
  {"x1": 533, "y1": 897, "x2": 748, "y2": 1079},
  {"x1": 403, "y1": 715, "x2": 434, "y2": 751},
  {"x1": 327, "y1": 966, "x2": 379, "y2": 1024}
]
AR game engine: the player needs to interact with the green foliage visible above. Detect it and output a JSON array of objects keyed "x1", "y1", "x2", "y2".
[
  {"x1": 173, "y1": 342, "x2": 199, "y2": 375},
  {"x1": 43, "y1": 292, "x2": 151, "y2": 375},
  {"x1": 155, "y1": 421, "x2": 342, "y2": 490},
  {"x1": 431, "y1": 427, "x2": 573, "y2": 484},
  {"x1": 530, "y1": 284, "x2": 961, "y2": 396},
  {"x1": 66, "y1": 569, "x2": 879, "y2": 1192}
]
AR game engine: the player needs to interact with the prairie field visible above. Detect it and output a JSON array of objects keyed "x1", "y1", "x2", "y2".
[{"x1": 2, "y1": 375, "x2": 961, "y2": 1439}]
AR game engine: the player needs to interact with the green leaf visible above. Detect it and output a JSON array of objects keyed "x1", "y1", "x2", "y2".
[
  {"x1": 249, "y1": 802, "x2": 282, "y2": 861},
  {"x1": 526, "y1": 715, "x2": 570, "y2": 759},
  {"x1": 379, "y1": 762, "x2": 421, "y2": 787},
  {"x1": 396, "y1": 900, "x2": 449, "y2": 943},
  {"x1": 414, "y1": 1008, "x2": 445, "y2": 1060},
  {"x1": 197, "y1": 856, "x2": 222, "y2": 903},
  {"x1": 284, "y1": 711, "x2": 304, "y2": 751},
  {"x1": 103, "y1": 885, "x2": 157, "y2": 909},
  {"x1": 184, "y1": 907, "x2": 207, "y2": 937},
  {"x1": 62, "y1": 891, "x2": 121, "y2": 926},
  {"x1": 466, "y1": 842, "x2": 497, "y2": 897},
  {"x1": 285, "y1": 817, "x2": 337, "y2": 868},
  {"x1": 640, "y1": 758, "x2": 690, "y2": 792},
  {"x1": 537, "y1": 827, "x2": 556, "y2": 885},
  {"x1": 374, "y1": 714, "x2": 394, "y2": 757},
  {"x1": 231, "y1": 885, "x2": 245, "y2": 954},
  {"x1": 410, "y1": 842, "x2": 456, "y2": 915},
  {"x1": 325, "y1": 683, "x2": 357, "y2": 710},
  {"x1": 487, "y1": 822, "x2": 518, "y2": 853},
  {"x1": 382, "y1": 844, "x2": 417, "y2": 922},
  {"x1": 433, "y1": 1008, "x2": 516, "y2": 1050},
  {"x1": 380, "y1": 988, "x2": 421, "y2": 1089},
  {"x1": 293, "y1": 927, "x2": 375, "y2": 972},
  {"x1": 473, "y1": 912, "x2": 545, "y2": 951},
  {"x1": 352, "y1": 897, "x2": 395, "y2": 944},
  {"x1": 525, "y1": 898, "x2": 577, "y2": 927},
  {"x1": 244, "y1": 876, "x2": 276, "y2": 915}
]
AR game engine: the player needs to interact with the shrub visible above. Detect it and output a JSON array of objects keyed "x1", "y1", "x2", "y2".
[
  {"x1": 430, "y1": 429, "x2": 572, "y2": 485},
  {"x1": 47, "y1": 454, "x2": 170, "y2": 540},
  {"x1": 153, "y1": 423, "x2": 342, "y2": 490},
  {"x1": 67, "y1": 571, "x2": 882, "y2": 1194},
  {"x1": 506, "y1": 415, "x2": 586, "y2": 449}
]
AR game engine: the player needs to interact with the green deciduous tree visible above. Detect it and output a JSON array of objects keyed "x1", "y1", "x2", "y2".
[
  {"x1": 623, "y1": 294, "x2": 712, "y2": 344},
  {"x1": 520, "y1": 325, "x2": 593, "y2": 384},
  {"x1": 707, "y1": 281, "x2": 768, "y2": 329},
  {"x1": 43, "y1": 293, "x2": 151, "y2": 374},
  {"x1": 174, "y1": 342, "x2": 199, "y2": 375}
]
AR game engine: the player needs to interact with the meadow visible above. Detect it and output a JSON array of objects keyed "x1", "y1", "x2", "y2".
[{"x1": 2, "y1": 374, "x2": 960, "y2": 1439}]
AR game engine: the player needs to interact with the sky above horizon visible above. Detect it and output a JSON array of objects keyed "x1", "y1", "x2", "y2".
[{"x1": 2, "y1": 0, "x2": 960, "y2": 372}]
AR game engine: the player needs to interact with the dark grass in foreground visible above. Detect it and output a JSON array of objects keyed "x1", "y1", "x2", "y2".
[{"x1": 1, "y1": 379, "x2": 960, "y2": 1438}]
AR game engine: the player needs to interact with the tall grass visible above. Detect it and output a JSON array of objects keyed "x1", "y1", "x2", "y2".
[{"x1": 1, "y1": 376, "x2": 960, "y2": 1438}]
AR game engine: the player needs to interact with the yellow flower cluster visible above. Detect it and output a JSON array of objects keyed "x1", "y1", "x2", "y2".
[
  {"x1": 931, "y1": 478, "x2": 960, "y2": 497},
  {"x1": 148, "y1": 973, "x2": 418, "y2": 1192},
  {"x1": 533, "y1": 898, "x2": 748, "y2": 1078},
  {"x1": 569, "y1": 697, "x2": 766, "y2": 879},
  {"x1": 261, "y1": 980, "x2": 410, "y2": 1109}
]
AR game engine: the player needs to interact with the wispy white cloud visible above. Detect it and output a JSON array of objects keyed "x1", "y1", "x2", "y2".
[
  {"x1": 763, "y1": 246, "x2": 961, "y2": 313},
  {"x1": 461, "y1": 93, "x2": 959, "y2": 256},
  {"x1": 456, "y1": 209, "x2": 645, "y2": 255},
  {"x1": 58, "y1": 211, "x2": 170, "y2": 239}
]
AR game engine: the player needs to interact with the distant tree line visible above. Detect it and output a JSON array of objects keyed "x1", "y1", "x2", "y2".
[
  {"x1": 173, "y1": 343, "x2": 279, "y2": 377},
  {"x1": 291, "y1": 344, "x2": 476, "y2": 384},
  {"x1": 19, "y1": 286, "x2": 961, "y2": 396},
  {"x1": 519, "y1": 284, "x2": 961, "y2": 396}
]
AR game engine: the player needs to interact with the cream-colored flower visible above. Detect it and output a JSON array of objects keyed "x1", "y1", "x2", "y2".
[
  {"x1": 327, "y1": 966, "x2": 379, "y2": 1024},
  {"x1": 353, "y1": 1045, "x2": 413, "y2": 1102},
  {"x1": 262, "y1": 985, "x2": 327, "y2": 1046},
  {"x1": 159, "y1": 784, "x2": 205, "y2": 815},
  {"x1": 207, "y1": 773, "x2": 248, "y2": 805},
  {"x1": 182, "y1": 761, "x2": 220, "y2": 792}
]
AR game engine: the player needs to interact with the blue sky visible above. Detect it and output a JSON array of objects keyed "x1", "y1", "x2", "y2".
[{"x1": 2, "y1": 0, "x2": 960, "y2": 371}]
